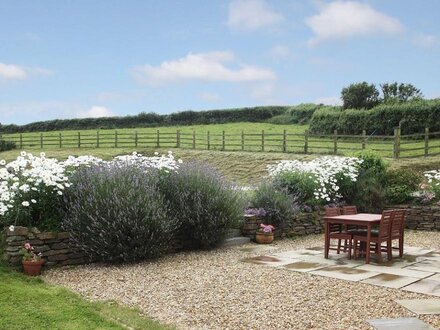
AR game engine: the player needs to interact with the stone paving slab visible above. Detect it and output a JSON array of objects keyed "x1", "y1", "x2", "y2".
[
  {"x1": 396, "y1": 299, "x2": 440, "y2": 315},
  {"x1": 239, "y1": 245, "x2": 277, "y2": 253},
  {"x1": 367, "y1": 317, "x2": 435, "y2": 330},
  {"x1": 310, "y1": 265, "x2": 380, "y2": 282},
  {"x1": 403, "y1": 277, "x2": 440, "y2": 297},
  {"x1": 407, "y1": 260, "x2": 440, "y2": 273},
  {"x1": 242, "y1": 255, "x2": 298, "y2": 267},
  {"x1": 281, "y1": 261, "x2": 330, "y2": 272},
  {"x1": 356, "y1": 264, "x2": 434, "y2": 279},
  {"x1": 362, "y1": 273, "x2": 420, "y2": 289}
]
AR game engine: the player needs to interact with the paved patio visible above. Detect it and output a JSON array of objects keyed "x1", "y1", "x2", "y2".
[{"x1": 243, "y1": 246, "x2": 440, "y2": 296}]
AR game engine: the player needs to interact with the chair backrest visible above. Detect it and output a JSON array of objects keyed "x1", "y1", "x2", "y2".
[
  {"x1": 391, "y1": 209, "x2": 406, "y2": 237},
  {"x1": 342, "y1": 205, "x2": 357, "y2": 215},
  {"x1": 378, "y1": 210, "x2": 394, "y2": 239},
  {"x1": 325, "y1": 207, "x2": 341, "y2": 217}
]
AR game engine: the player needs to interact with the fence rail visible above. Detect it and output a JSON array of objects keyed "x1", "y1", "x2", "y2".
[{"x1": 1, "y1": 128, "x2": 439, "y2": 158}]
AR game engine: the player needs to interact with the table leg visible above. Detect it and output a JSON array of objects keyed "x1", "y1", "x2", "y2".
[
  {"x1": 366, "y1": 223, "x2": 371, "y2": 264},
  {"x1": 324, "y1": 221, "x2": 329, "y2": 258}
]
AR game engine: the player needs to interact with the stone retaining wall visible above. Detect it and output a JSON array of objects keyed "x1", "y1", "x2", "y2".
[
  {"x1": 387, "y1": 204, "x2": 440, "y2": 231},
  {"x1": 242, "y1": 211, "x2": 324, "y2": 240},
  {"x1": 1, "y1": 226, "x2": 85, "y2": 268}
]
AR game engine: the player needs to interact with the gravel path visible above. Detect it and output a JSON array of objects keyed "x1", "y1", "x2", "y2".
[{"x1": 44, "y1": 231, "x2": 440, "y2": 330}]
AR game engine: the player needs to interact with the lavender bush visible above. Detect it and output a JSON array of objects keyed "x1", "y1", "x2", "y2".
[
  {"x1": 161, "y1": 162, "x2": 244, "y2": 250},
  {"x1": 62, "y1": 164, "x2": 176, "y2": 263}
]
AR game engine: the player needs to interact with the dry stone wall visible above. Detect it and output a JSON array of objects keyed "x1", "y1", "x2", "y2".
[
  {"x1": 387, "y1": 204, "x2": 440, "y2": 231},
  {"x1": 1, "y1": 226, "x2": 86, "y2": 268}
]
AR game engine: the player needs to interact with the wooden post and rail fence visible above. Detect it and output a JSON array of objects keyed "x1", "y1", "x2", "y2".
[{"x1": 1, "y1": 127, "x2": 440, "y2": 158}]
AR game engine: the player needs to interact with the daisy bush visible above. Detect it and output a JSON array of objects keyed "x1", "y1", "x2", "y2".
[
  {"x1": 267, "y1": 156, "x2": 363, "y2": 204},
  {"x1": 0, "y1": 151, "x2": 182, "y2": 230}
]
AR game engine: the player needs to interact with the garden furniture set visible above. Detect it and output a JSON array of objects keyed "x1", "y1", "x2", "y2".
[{"x1": 323, "y1": 206, "x2": 406, "y2": 264}]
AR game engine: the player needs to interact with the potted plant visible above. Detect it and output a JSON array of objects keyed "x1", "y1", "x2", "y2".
[
  {"x1": 255, "y1": 223, "x2": 275, "y2": 244},
  {"x1": 21, "y1": 242, "x2": 45, "y2": 276}
]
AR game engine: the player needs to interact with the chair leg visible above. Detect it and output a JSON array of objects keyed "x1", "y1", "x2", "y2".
[
  {"x1": 387, "y1": 241, "x2": 392, "y2": 261},
  {"x1": 337, "y1": 239, "x2": 341, "y2": 254},
  {"x1": 353, "y1": 240, "x2": 358, "y2": 259},
  {"x1": 376, "y1": 243, "x2": 382, "y2": 263},
  {"x1": 399, "y1": 236, "x2": 404, "y2": 258},
  {"x1": 348, "y1": 239, "x2": 352, "y2": 260}
]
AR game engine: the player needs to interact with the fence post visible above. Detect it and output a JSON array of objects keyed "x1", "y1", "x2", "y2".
[
  {"x1": 19, "y1": 133, "x2": 23, "y2": 149},
  {"x1": 304, "y1": 130, "x2": 309, "y2": 154},
  {"x1": 96, "y1": 131, "x2": 100, "y2": 148},
  {"x1": 192, "y1": 131, "x2": 196, "y2": 149},
  {"x1": 393, "y1": 128, "x2": 401, "y2": 158},
  {"x1": 424, "y1": 127, "x2": 429, "y2": 157},
  {"x1": 59, "y1": 133, "x2": 62, "y2": 148},
  {"x1": 176, "y1": 130, "x2": 180, "y2": 148},
  {"x1": 78, "y1": 132, "x2": 81, "y2": 148},
  {"x1": 114, "y1": 131, "x2": 118, "y2": 148},
  {"x1": 362, "y1": 130, "x2": 366, "y2": 150},
  {"x1": 207, "y1": 131, "x2": 210, "y2": 150},
  {"x1": 333, "y1": 130, "x2": 338, "y2": 154},
  {"x1": 156, "y1": 130, "x2": 160, "y2": 148},
  {"x1": 40, "y1": 133, "x2": 43, "y2": 149},
  {"x1": 241, "y1": 131, "x2": 244, "y2": 151},
  {"x1": 261, "y1": 130, "x2": 265, "y2": 152},
  {"x1": 282, "y1": 130, "x2": 287, "y2": 153},
  {"x1": 134, "y1": 131, "x2": 138, "y2": 148},
  {"x1": 222, "y1": 130, "x2": 225, "y2": 151}
]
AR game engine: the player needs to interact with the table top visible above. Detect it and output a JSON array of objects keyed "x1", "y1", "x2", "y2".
[{"x1": 324, "y1": 213, "x2": 382, "y2": 223}]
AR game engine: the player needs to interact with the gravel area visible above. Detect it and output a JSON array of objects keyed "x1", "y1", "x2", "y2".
[{"x1": 44, "y1": 230, "x2": 440, "y2": 330}]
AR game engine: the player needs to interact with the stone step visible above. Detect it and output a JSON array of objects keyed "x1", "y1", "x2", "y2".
[
  {"x1": 226, "y1": 229, "x2": 242, "y2": 239},
  {"x1": 222, "y1": 237, "x2": 251, "y2": 247}
]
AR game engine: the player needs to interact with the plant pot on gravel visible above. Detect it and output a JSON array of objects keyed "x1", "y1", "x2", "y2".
[{"x1": 255, "y1": 224, "x2": 275, "y2": 244}]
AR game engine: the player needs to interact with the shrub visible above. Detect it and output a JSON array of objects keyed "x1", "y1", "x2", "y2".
[
  {"x1": 0, "y1": 152, "x2": 68, "y2": 231},
  {"x1": 267, "y1": 103, "x2": 325, "y2": 125},
  {"x1": 249, "y1": 181, "x2": 298, "y2": 231},
  {"x1": 309, "y1": 98, "x2": 440, "y2": 135},
  {"x1": 385, "y1": 168, "x2": 422, "y2": 203},
  {"x1": 62, "y1": 164, "x2": 176, "y2": 263},
  {"x1": 272, "y1": 171, "x2": 319, "y2": 205},
  {"x1": 345, "y1": 151, "x2": 388, "y2": 211},
  {"x1": 161, "y1": 162, "x2": 244, "y2": 250},
  {"x1": 0, "y1": 140, "x2": 16, "y2": 152}
]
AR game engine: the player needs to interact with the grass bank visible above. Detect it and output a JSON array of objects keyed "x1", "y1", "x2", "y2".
[{"x1": 0, "y1": 263, "x2": 169, "y2": 330}]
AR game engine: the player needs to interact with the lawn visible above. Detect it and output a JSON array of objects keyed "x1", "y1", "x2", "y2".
[{"x1": 0, "y1": 263, "x2": 169, "y2": 330}]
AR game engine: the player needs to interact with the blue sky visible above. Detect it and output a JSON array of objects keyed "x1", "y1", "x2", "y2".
[{"x1": 0, "y1": 0, "x2": 439, "y2": 125}]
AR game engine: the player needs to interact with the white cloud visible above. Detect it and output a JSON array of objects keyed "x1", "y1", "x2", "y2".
[
  {"x1": 412, "y1": 33, "x2": 439, "y2": 49},
  {"x1": 315, "y1": 96, "x2": 342, "y2": 106},
  {"x1": 305, "y1": 1, "x2": 404, "y2": 46},
  {"x1": 0, "y1": 102, "x2": 114, "y2": 125},
  {"x1": 82, "y1": 106, "x2": 114, "y2": 118},
  {"x1": 227, "y1": 0, "x2": 284, "y2": 31},
  {"x1": 132, "y1": 51, "x2": 276, "y2": 86},
  {"x1": 96, "y1": 91, "x2": 124, "y2": 102},
  {"x1": 0, "y1": 63, "x2": 27, "y2": 80},
  {"x1": 199, "y1": 92, "x2": 221, "y2": 102},
  {"x1": 0, "y1": 62, "x2": 54, "y2": 80},
  {"x1": 268, "y1": 45, "x2": 293, "y2": 60}
]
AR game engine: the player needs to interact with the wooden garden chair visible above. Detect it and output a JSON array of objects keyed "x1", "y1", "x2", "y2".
[{"x1": 325, "y1": 207, "x2": 352, "y2": 258}]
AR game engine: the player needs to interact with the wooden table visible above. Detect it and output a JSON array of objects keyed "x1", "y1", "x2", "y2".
[{"x1": 324, "y1": 213, "x2": 382, "y2": 264}]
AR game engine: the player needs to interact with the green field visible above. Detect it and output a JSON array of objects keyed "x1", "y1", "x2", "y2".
[{"x1": 3, "y1": 122, "x2": 440, "y2": 158}]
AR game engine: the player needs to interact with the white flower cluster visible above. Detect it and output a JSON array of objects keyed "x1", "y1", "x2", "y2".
[
  {"x1": 424, "y1": 170, "x2": 440, "y2": 185},
  {"x1": 0, "y1": 150, "x2": 183, "y2": 217},
  {"x1": 0, "y1": 151, "x2": 70, "y2": 216},
  {"x1": 113, "y1": 151, "x2": 183, "y2": 172},
  {"x1": 267, "y1": 156, "x2": 363, "y2": 202}
]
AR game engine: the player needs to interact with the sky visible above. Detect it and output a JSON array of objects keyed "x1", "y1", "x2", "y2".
[{"x1": 0, "y1": 0, "x2": 439, "y2": 125}]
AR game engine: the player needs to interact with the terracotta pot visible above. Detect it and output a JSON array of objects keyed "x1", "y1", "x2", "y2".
[
  {"x1": 22, "y1": 260, "x2": 45, "y2": 276},
  {"x1": 255, "y1": 232, "x2": 274, "y2": 244}
]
